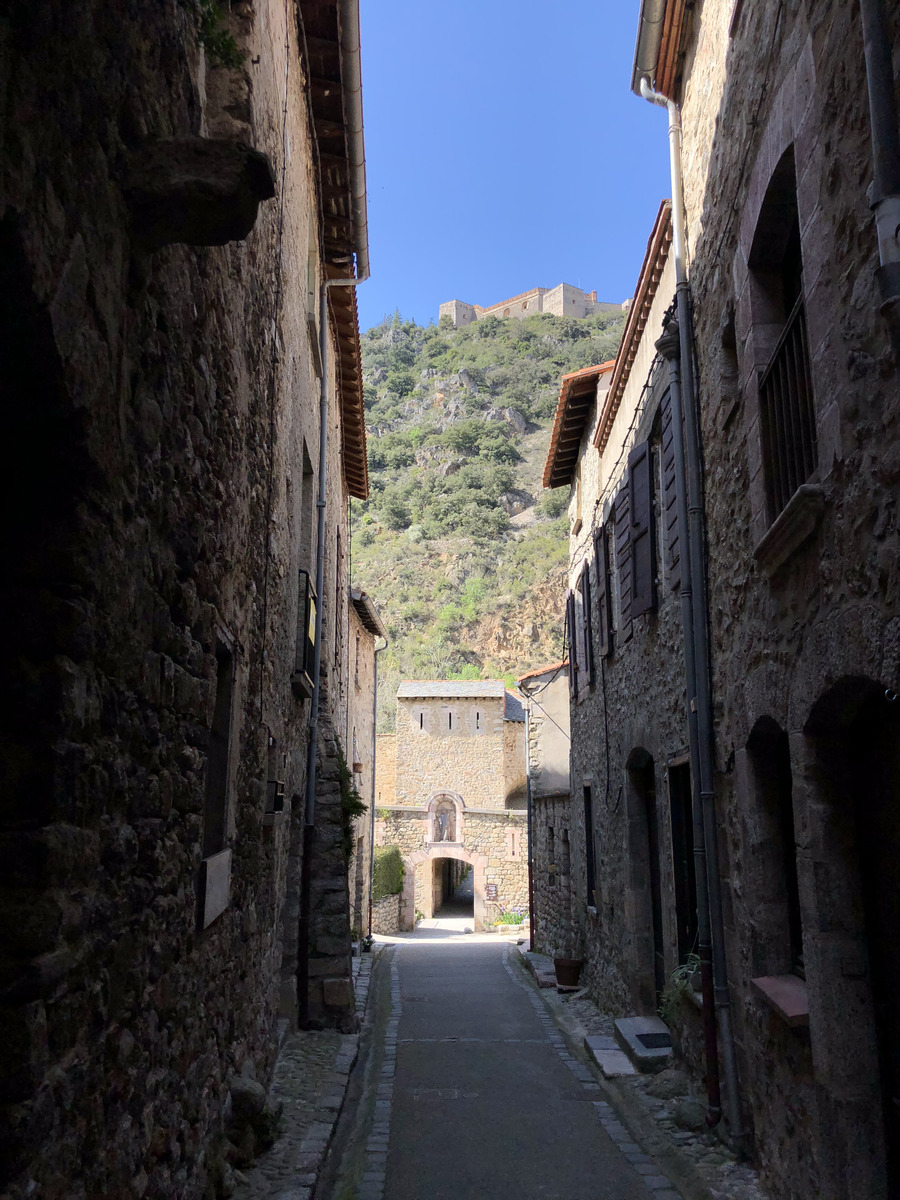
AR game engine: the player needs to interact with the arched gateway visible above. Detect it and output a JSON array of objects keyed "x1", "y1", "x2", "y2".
[{"x1": 400, "y1": 844, "x2": 490, "y2": 931}]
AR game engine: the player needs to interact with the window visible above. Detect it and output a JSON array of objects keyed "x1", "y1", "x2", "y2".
[
  {"x1": 567, "y1": 568, "x2": 594, "y2": 699},
  {"x1": 290, "y1": 568, "x2": 316, "y2": 699},
  {"x1": 750, "y1": 146, "x2": 816, "y2": 522},
  {"x1": 668, "y1": 763, "x2": 698, "y2": 963},
  {"x1": 306, "y1": 225, "x2": 323, "y2": 376},
  {"x1": 660, "y1": 390, "x2": 681, "y2": 589},
  {"x1": 747, "y1": 718, "x2": 804, "y2": 976},
  {"x1": 614, "y1": 483, "x2": 633, "y2": 643},
  {"x1": 583, "y1": 785, "x2": 596, "y2": 906},
  {"x1": 200, "y1": 636, "x2": 236, "y2": 928},
  {"x1": 354, "y1": 630, "x2": 361, "y2": 688},
  {"x1": 593, "y1": 523, "x2": 612, "y2": 659},
  {"x1": 203, "y1": 641, "x2": 235, "y2": 859},
  {"x1": 628, "y1": 439, "x2": 657, "y2": 616},
  {"x1": 476, "y1": 710, "x2": 480, "y2": 730}
]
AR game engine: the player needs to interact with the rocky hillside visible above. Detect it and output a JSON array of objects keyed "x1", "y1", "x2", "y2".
[{"x1": 351, "y1": 309, "x2": 626, "y2": 728}]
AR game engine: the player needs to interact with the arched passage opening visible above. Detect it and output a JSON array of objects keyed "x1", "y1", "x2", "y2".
[
  {"x1": 625, "y1": 747, "x2": 665, "y2": 1012},
  {"x1": 400, "y1": 845, "x2": 490, "y2": 931},
  {"x1": 800, "y1": 677, "x2": 900, "y2": 1197}
]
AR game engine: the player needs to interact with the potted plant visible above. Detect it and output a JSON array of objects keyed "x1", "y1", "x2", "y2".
[{"x1": 553, "y1": 932, "x2": 585, "y2": 987}]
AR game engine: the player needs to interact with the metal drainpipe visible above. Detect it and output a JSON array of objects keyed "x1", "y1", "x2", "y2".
[
  {"x1": 859, "y1": 0, "x2": 900, "y2": 322},
  {"x1": 367, "y1": 637, "x2": 387, "y2": 939},
  {"x1": 297, "y1": 0, "x2": 371, "y2": 1028},
  {"x1": 517, "y1": 682, "x2": 536, "y2": 952},
  {"x1": 655, "y1": 322, "x2": 721, "y2": 1127},
  {"x1": 640, "y1": 77, "x2": 743, "y2": 1145}
]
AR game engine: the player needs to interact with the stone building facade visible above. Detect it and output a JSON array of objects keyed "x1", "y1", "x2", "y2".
[
  {"x1": 516, "y1": 663, "x2": 572, "y2": 957},
  {"x1": 0, "y1": 2, "x2": 375, "y2": 1197},
  {"x1": 374, "y1": 682, "x2": 528, "y2": 930},
  {"x1": 540, "y1": 3, "x2": 900, "y2": 1198},
  {"x1": 439, "y1": 284, "x2": 623, "y2": 327},
  {"x1": 345, "y1": 589, "x2": 387, "y2": 939}
]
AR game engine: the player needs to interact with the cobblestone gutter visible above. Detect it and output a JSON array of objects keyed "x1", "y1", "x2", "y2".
[
  {"x1": 233, "y1": 954, "x2": 375, "y2": 1200},
  {"x1": 517, "y1": 948, "x2": 768, "y2": 1200}
]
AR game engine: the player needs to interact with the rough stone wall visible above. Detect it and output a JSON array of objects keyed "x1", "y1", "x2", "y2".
[
  {"x1": 394, "y1": 695, "x2": 510, "y2": 809},
  {"x1": 503, "y1": 720, "x2": 527, "y2": 803},
  {"x1": 558, "y1": 239, "x2": 688, "y2": 1017},
  {"x1": 523, "y1": 668, "x2": 570, "y2": 797},
  {"x1": 674, "y1": 4, "x2": 900, "y2": 1197},
  {"x1": 374, "y1": 732, "x2": 397, "y2": 808},
  {"x1": 378, "y1": 808, "x2": 527, "y2": 923},
  {"x1": 345, "y1": 610, "x2": 378, "y2": 939},
  {"x1": 0, "y1": 3, "x2": 361, "y2": 1196},
  {"x1": 530, "y1": 794, "x2": 574, "y2": 956},
  {"x1": 371, "y1": 893, "x2": 401, "y2": 935}
]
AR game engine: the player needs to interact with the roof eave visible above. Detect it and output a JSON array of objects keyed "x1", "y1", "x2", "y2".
[
  {"x1": 631, "y1": 0, "x2": 667, "y2": 95},
  {"x1": 350, "y1": 587, "x2": 387, "y2": 639}
]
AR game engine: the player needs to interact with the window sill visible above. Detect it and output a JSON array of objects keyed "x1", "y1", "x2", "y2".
[
  {"x1": 753, "y1": 484, "x2": 825, "y2": 576},
  {"x1": 291, "y1": 669, "x2": 313, "y2": 700},
  {"x1": 750, "y1": 974, "x2": 809, "y2": 1027},
  {"x1": 263, "y1": 811, "x2": 287, "y2": 829}
]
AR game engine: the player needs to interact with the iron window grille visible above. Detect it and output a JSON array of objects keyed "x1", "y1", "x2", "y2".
[{"x1": 758, "y1": 296, "x2": 817, "y2": 522}]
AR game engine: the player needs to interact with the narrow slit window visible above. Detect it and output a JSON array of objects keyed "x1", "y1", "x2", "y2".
[{"x1": 203, "y1": 642, "x2": 235, "y2": 860}]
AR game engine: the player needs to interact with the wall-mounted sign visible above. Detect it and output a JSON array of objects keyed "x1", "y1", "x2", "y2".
[{"x1": 485, "y1": 882, "x2": 499, "y2": 901}]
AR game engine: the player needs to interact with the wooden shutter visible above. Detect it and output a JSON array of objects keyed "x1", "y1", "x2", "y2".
[
  {"x1": 629, "y1": 439, "x2": 657, "y2": 617},
  {"x1": 565, "y1": 589, "x2": 577, "y2": 697},
  {"x1": 614, "y1": 484, "x2": 633, "y2": 643},
  {"x1": 593, "y1": 525, "x2": 612, "y2": 659},
  {"x1": 660, "y1": 389, "x2": 681, "y2": 590},
  {"x1": 581, "y1": 562, "x2": 595, "y2": 687}
]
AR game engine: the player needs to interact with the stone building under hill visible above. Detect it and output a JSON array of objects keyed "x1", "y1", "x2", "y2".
[{"x1": 374, "y1": 681, "x2": 528, "y2": 930}]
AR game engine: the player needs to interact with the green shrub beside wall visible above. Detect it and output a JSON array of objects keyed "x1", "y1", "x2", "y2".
[{"x1": 373, "y1": 845, "x2": 404, "y2": 901}]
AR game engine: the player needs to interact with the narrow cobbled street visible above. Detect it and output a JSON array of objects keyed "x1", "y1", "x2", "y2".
[{"x1": 327, "y1": 930, "x2": 681, "y2": 1200}]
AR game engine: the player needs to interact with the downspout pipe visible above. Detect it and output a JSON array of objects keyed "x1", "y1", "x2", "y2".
[
  {"x1": 858, "y1": 0, "x2": 900, "y2": 321},
  {"x1": 297, "y1": 0, "x2": 371, "y2": 1027},
  {"x1": 367, "y1": 637, "x2": 387, "y2": 939},
  {"x1": 639, "y1": 75, "x2": 743, "y2": 1146},
  {"x1": 517, "y1": 682, "x2": 537, "y2": 952},
  {"x1": 655, "y1": 322, "x2": 720, "y2": 1127}
]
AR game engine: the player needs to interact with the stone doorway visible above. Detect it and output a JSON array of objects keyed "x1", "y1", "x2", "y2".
[
  {"x1": 626, "y1": 748, "x2": 665, "y2": 1012},
  {"x1": 432, "y1": 857, "x2": 474, "y2": 919},
  {"x1": 801, "y1": 677, "x2": 900, "y2": 1199},
  {"x1": 400, "y1": 845, "x2": 489, "y2": 931}
]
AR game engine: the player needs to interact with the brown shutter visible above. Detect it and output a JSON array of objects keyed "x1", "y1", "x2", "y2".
[
  {"x1": 660, "y1": 388, "x2": 681, "y2": 590},
  {"x1": 581, "y1": 562, "x2": 595, "y2": 687},
  {"x1": 565, "y1": 589, "x2": 577, "y2": 697},
  {"x1": 629, "y1": 439, "x2": 657, "y2": 617},
  {"x1": 593, "y1": 525, "x2": 612, "y2": 659},
  {"x1": 614, "y1": 484, "x2": 633, "y2": 643}
]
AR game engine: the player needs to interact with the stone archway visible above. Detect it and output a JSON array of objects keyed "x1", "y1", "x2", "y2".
[{"x1": 400, "y1": 844, "x2": 490, "y2": 931}]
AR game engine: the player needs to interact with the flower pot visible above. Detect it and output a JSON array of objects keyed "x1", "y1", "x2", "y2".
[
  {"x1": 553, "y1": 957, "x2": 583, "y2": 987},
  {"x1": 495, "y1": 923, "x2": 524, "y2": 935}
]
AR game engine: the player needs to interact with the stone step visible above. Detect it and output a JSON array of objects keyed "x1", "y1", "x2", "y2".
[{"x1": 584, "y1": 1035, "x2": 637, "y2": 1077}]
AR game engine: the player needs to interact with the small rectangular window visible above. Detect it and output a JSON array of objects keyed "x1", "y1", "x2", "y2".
[
  {"x1": 290, "y1": 569, "x2": 317, "y2": 699},
  {"x1": 583, "y1": 785, "x2": 596, "y2": 905}
]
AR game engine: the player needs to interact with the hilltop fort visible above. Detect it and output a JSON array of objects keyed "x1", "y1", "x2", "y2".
[{"x1": 439, "y1": 282, "x2": 627, "y2": 328}]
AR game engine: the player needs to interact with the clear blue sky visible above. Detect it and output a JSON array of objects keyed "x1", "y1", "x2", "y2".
[{"x1": 356, "y1": 0, "x2": 672, "y2": 332}]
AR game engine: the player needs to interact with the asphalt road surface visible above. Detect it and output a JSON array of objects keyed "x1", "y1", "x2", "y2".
[{"x1": 383, "y1": 936, "x2": 658, "y2": 1199}]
